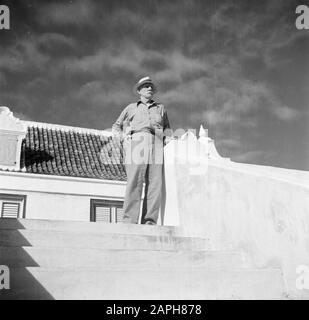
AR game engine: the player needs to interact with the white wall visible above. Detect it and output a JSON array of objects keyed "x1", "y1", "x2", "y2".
[
  {"x1": 0, "y1": 171, "x2": 126, "y2": 221},
  {"x1": 163, "y1": 138, "x2": 309, "y2": 299}
]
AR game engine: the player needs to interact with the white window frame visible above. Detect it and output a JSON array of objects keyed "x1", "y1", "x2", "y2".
[
  {"x1": 0, "y1": 193, "x2": 26, "y2": 218},
  {"x1": 90, "y1": 199, "x2": 124, "y2": 223}
]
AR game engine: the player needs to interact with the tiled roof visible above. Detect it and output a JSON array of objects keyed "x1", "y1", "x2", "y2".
[{"x1": 17, "y1": 122, "x2": 127, "y2": 181}]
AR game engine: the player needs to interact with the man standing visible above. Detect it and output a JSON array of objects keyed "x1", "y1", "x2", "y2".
[{"x1": 112, "y1": 77, "x2": 171, "y2": 225}]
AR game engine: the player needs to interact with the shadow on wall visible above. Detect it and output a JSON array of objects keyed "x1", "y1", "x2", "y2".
[{"x1": 0, "y1": 219, "x2": 54, "y2": 300}]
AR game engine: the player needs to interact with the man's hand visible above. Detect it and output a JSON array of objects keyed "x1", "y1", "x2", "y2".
[
  {"x1": 164, "y1": 136, "x2": 176, "y2": 145},
  {"x1": 112, "y1": 129, "x2": 123, "y2": 141}
]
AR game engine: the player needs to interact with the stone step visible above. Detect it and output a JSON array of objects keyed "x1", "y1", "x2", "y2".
[
  {"x1": 0, "y1": 266, "x2": 285, "y2": 300},
  {"x1": 0, "y1": 246, "x2": 246, "y2": 269},
  {"x1": 0, "y1": 218, "x2": 179, "y2": 237},
  {"x1": 0, "y1": 229, "x2": 209, "y2": 251}
]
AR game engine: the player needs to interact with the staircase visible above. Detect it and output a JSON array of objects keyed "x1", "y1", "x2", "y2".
[{"x1": 0, "y1": 218, "x2": 286, "y2": 300}]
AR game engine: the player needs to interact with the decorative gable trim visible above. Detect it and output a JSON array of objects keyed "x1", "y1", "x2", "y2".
[{"x1": 0, "y1": 107, "x2": 27, "y2": 171}]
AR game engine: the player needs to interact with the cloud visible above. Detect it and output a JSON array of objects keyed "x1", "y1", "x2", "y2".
[
  {"x1": 0, "y1": 37, "x2": 50, "y2": 73},
  {"x1": 58, "y1": 42, "x2": 145, "y2": 77},
  {"x1": 0, "y1": 89, "x2": 39, "y2": 121},
  {"x1": 206, "y1": 0, "x2": 301, "y2": 68},
  {"x1": 55, "y1": 40, "x2": 301, "y2": 131},
  {"x1": 75, "y1": 80, "x2": 130, "y2": 107},
  {"x1": 217, "y1": 138, "x2": 243, "y2": 150},
  {"x1": 36, "y1": 0, "x2": 96, "y2": 26},
  {"x1": 14, "y1": 112, "x2": 34, "y2": 121},
  {"x1": 0, "y1": 72, "x2": 6, "y2": 87},
  {"x1": 37, "y1": 33, "x2": 77, "y2": 55},
  {"x1": 271, "y1": 105, "x2": 301, "y2": 121},
  {"x1": 1, "y1": 31, "x2": 301, "y2": 137}
]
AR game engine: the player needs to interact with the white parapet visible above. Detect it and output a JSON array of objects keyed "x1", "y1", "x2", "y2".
[
  {"x1": 0, "y1": 107, "x2": 27, "y2": 171},
  {"x1": 162, "y1": 127, "x2": 230, "y2": 227},
  {"x1": 162, "y1": 126, "x2": 309, "y2": 298}
]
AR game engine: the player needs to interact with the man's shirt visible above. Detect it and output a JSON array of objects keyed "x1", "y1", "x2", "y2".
[{"x1": 112, "y1": 100, "x2": 171, "y2": 135}]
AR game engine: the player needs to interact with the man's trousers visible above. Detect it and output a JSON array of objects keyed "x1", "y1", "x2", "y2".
[{"x1": 122, "y1": 132, "x2": 164, "y2": 224}]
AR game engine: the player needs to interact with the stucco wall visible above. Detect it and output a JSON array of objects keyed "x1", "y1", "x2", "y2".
[{"x1": 163, "y1": 140, "x2": 309, "y2": 298}]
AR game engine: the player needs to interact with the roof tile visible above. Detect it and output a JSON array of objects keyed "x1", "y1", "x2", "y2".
[{"x1": 16, "y1": 124, "x2": 127, "y2": 181}]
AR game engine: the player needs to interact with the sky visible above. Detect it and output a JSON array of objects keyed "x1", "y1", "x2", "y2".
[{"x1": 0, "y1": 0, "x2": 308, "y2": 170}]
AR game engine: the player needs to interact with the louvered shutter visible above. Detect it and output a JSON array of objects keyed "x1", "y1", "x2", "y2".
[
  {"x1": 95, "y1": 205, "x2": 111, "y2": 222},
  {"x1": 1, "y1": 202, "x2": 20, "y2": 218},
  {"x1": 91, "y1": 199, "x2": 124, "y2": 223},
  {"x1": 116, "y1": 207, "x2": 124, "y2": 222}
]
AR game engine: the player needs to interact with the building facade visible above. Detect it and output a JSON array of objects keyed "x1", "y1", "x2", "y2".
[{"x1": 0, "y1": 107, "x2": 127, "y2": 223}]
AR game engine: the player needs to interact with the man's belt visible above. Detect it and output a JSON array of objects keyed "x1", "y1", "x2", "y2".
[{"x1": 130, "y1": 128, "x2": 155, "y2": 135}]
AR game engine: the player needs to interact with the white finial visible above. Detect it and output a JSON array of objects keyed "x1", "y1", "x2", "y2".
[{"x1": 199, "y1": 125, "x2": 208, "y2": 138}]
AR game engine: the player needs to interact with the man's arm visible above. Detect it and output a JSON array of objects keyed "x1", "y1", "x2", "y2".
[
  {"x1": 163, "y1": 107, "x2": 171, "y2": 132},
  {"x1": 112, "y1": 106, "x2": 129, "y2": 136},
  {"x1": 162, "y1": 106, "x2": 173, "y2": 144}
]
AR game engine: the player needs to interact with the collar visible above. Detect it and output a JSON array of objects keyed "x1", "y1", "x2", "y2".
[{"x1": 137, "y1": 99, "x2": 157, "y2": 108}]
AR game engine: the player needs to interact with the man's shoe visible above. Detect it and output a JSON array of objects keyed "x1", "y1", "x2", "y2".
[{"x1": 145, "y1": 221, "x2": 156, "y2": 225}]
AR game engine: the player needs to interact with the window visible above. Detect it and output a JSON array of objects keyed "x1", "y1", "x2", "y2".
[
  {"x1": 90, "y1": 199, "x2": 124, "y2": 223},
  {"x1": 0, "y1": 194, "x2": 26, "y2": 219}
]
